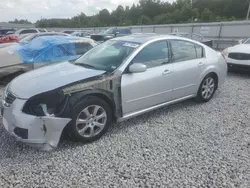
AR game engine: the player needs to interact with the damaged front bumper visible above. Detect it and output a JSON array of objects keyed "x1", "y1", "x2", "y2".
[{"x1": 1, "y1": 98, "x2": 71, "y2": 151}]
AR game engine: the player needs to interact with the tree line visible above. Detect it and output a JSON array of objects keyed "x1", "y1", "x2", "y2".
[
  {"x1": 22, "y1": 0, "x2": 250, "y2": 28},
  {"x1": 9, "y1": 19, "x2": 32, "y2": 24}
]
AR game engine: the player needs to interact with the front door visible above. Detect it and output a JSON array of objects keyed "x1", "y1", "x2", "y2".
[
  {"x1": 121, "y1": 40, "x2": 174, "y2": 115},
  {"x1": 169, "y1": 39, "x2": 206, "y2": 99}
]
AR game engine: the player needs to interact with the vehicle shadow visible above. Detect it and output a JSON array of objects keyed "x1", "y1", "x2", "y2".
[
  {"x1": 227, "y1": 70, "x2": 250, "y2": 78},
  {"x1": 58, "y1": 97, "x2": 205, "y2": 151}
]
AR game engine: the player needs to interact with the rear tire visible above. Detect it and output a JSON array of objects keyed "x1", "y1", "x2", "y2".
[
  {"x1": 195, "y1": 73, "x2": 217, "y2": 102},
  {"x1": 68, "y1": 96, "x2": 112, "y2": 143}
]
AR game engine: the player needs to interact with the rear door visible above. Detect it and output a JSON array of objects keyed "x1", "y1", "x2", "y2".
[{"x1": 169, "y1": 39, "x2": 206, "y2": 99}]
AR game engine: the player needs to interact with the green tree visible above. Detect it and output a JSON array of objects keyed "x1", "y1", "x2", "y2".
[
  {"x1": 34, "y1": 0, "x2": 249, "y2": 28},
  {"x1": 98, "y1": 9, "x2": 110, "y2": 26}
]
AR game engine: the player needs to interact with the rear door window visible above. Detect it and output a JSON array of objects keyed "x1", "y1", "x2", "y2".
[{"x1": 170, "y1": 40, "x2": 197, "y2": 62}]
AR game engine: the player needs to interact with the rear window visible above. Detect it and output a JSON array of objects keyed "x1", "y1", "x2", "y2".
[
  {"x1": 38, "y1": 29, "x2": 46, "y2": 32},
  {"x1": 75, "y1": 42, "x2": 93, "y2": 55},
  {"x1": 117, "y1": 29, "x2": 131, "y2": 34},
  {"x1": 20, "y1": 29, "x2": 38, "y2": 34},
  {"x1": 64, "y1": 31, "x2": 74, "y2": 34}
]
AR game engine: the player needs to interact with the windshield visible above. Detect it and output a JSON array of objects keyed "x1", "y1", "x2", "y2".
[
  {"x1": 75, "y1": 40, "x2": 141, "y2": 72},
  {"x1": 19, "y1": 34, "x2": 35, "y2": 42}
]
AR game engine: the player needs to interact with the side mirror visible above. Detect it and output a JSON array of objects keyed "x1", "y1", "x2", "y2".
[
  {"x1": 129, "y1": 63, "x2": 147, "y2": 73},
  {"x1": 238, "y1": 39, "x2": 243, "y2": 44}
]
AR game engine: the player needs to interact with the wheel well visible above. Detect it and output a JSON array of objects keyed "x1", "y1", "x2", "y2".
[
  {"x1": 61, "y1": 92, "x2": 116, "y2": 138},
  {"x1": 84, "y1": 93, "x2": 116, "y2": 119},
  {"x1": 209, "y1": 72, "x2": 218, "y2": 89}
]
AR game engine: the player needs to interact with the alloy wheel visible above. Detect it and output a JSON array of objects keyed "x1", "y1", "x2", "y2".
[{"x1": 76, "y1": 105, "x2": 107, "y2": 138}]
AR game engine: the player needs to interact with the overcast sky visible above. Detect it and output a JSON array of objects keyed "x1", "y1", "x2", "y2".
[{"x1": 0, "y1": 0, "x2": 174, "y2": 23}]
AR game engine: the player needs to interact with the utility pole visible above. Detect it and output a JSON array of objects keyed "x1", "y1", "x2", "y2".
[{"x1": 247, "y1": 0, "x2": 250, "y2": 20}]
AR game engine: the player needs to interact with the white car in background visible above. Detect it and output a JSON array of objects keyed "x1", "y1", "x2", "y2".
[
  {"x1": 14, "y1": 28, "x2": 47, "y2": 36},
  {"x1": 222, "y1": 37, "x2": 250, "y2": 71}
]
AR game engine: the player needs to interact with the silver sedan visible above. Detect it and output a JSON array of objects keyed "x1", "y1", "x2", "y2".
[{"x1": 1, "y1": 34, "x2": 227, "y2": 150}]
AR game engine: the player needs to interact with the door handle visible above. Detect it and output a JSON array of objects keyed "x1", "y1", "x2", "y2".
[
  {"x1": 162, "y1": 69, "x2": 171, "y2": 75},
  {"x1": 198, "y1": 62, "x2": 205, "y2": 67}
]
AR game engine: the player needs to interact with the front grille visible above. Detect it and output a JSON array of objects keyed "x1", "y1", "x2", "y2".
[
  {"x1": 228, "y1": 53, "x2": 250, "y2": 60},
  {"x1": 4, "y1": 91, "x2": 16, "y2": 105},
  {"x1": 91, "y1": 35, "x2": 104, "y2": 41}
]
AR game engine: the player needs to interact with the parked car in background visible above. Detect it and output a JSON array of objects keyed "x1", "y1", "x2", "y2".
[
  {"x1": 169, "y1": 32, "x2": 213, "y2": 48},
  {"x1": 71, "y1": 30, "x2": 92, "y2": 38},
  {"x1": 0, "y1": 32, "x2": 69, "y2": 48},
  {"x1": 61, "y1": 30, "x2": 75, "y2": 34},
  {"x1": 91, "y1": 27, "x2": 131, "y2": 42},
  {"x1": 0, "y1": 36, "x2": 97, "y2": 80},
  {"x1": 14, "y1": 28, "x2": 47, "y2": 36},
  {"x1": 0, "y1": 35, "x2": 19, "y2": 44},
  {"x1": 222, "y1": 38, "x2": 250, "y2": 71},
  {"x1": 0, "y1": 29, "x2": 16, "y2": 37},
  {"x1": 0, "y1": 34, "x2": 227, "y2": 150}
]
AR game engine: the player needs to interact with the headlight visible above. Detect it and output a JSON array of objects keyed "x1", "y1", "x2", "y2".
[{"x1": 22, "y1": 91, "x2": 67, "y2": 117}]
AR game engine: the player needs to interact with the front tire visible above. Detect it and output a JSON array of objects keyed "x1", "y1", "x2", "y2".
[
  {"x1": 196, "y1": 74, "x2": 217, "y2": 102},
  {"x1": 68, "y1": 96, "x2": 112, "y2": 143}
]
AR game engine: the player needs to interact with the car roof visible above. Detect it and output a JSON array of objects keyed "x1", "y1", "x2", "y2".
[
  {"x1": 111, "y1": 34, "x2": 184, "y2": 44},
  {"x1": 29, "y1": 35, "x2": 95, "y2": 47},
  {"x1": 34, "y1": 32, "x2": 68, "y2": 36}
]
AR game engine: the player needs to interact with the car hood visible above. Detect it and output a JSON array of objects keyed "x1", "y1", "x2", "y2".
[
  {"x1": 9, "y1": 62, "x2": 106, "y2": 99},
  {"x1": 228, "y1": 44, "x2": 250, "y2": 54}
]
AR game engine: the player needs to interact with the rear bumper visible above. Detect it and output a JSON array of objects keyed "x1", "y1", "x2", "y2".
[{"x1": 1, "y1": 98, "x2": 71, "y2": 151}]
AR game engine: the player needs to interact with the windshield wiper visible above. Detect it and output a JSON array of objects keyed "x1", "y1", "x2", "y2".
[{"x1": 75, "y1": 63, "x2": 98, "y2": 69}]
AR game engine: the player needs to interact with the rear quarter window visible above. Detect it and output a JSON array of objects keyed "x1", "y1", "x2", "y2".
[{"x1": 195, "y1": 44, "x2": 205, "y2": 58}]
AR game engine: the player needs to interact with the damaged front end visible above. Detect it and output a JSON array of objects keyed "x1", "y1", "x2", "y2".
[
  {"x1": 2, "y1": 88, "x2": 71, "y2": 151},
  {"x1": 22, "y1": 90, "x2": 70, "y2": 118},
  {"x1": 2, "y1": 72, "x2": 122, "y2": 151}
]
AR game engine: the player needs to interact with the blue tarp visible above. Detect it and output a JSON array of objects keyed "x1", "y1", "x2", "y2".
[{"x1": 13, "y1": 36, "x2": 88, "y2": 64}]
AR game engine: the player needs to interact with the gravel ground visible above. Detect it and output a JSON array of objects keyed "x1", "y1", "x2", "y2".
[{"x1": 1, "y1": 72, "x2": 250, "y2": 188}]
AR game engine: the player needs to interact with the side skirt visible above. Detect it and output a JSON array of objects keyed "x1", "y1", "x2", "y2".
[{"x1": 117, "y1": 94, "x2": 195, "y2": 123}]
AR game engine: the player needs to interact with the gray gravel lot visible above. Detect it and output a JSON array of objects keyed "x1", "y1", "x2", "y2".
[{"x1": 0, "y1": 73, "x2": 250, "y2": 188}]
